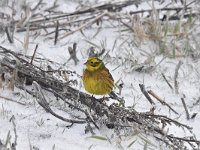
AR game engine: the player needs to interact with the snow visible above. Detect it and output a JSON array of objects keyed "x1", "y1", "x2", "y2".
[{"x1": 0, "y1": 0, "x2": 200, "y2": 149}]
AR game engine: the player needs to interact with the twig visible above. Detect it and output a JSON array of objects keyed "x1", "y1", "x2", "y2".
[
  {"x1": 24, "y1": 1, "x2": 139, "y2": 24},
  {"x1": 9, "y1": 115, "x2": 17, "y2": 150},
  {"x1": 24, "y1": 24, "x2": 30, "y2": 54},
  {"x1": 54, "y1": 21, "x2": 59, "y2": 45},
  {"x1": 0, "y1": 95, "x2": 26, "y2": 106},
  {"x1": 18, "y1": 0, "x2": 42, "y2": 29},
  {"x1": 32, "y1": 0, "x2": 43, "y2": 12},
  {"x1": 59, "y1": 11, "x2": 107, "y2": 40},
  {"x1": 139, "y1": 84, "x2": 155, "y2": 105},
  {"x1": 181, "y1": 97, "x2": 190, "y2": 120},
  {"x1": 161, "y1": 73, "x2": 173, "y2": 90},
  {"x1": 45, "y1": 28, "x2": 70, "y2": 35},
  {"x1": 129, "y1": 7, "x2": 192, "y2": 15},
  {"x1": 10, "y1": 1, "x2": 15, "y2": 42},
  {"x1": 85, "y1": 120, "x2": 95, "y2": 135},
  {"x1": 144, "y1": 114, "x2": 192, "y2": 130},
  {"x1": 147, "y1": 90, "x2": 179, "y2": 115},
  {"x1": 44, "y1": 0, "x2": 59, "y2": 12},
  {"x1": 30, "y1": 44, "x2": 38, "y2": 65},
  {"x1": 168, "y1": 13, "x2": 199, "y2": 21},
  {"x1": 130, "y1": 7, "x2": 198, "y2": 21},
  {"x1": 151, "y1": 56, "x2": 167, "y2": 72},
  {"x1": 167, "y1": 134, "x2": 200, "y2": 144},
  {"x1": 32, "y1": 81, "x2": 86, "y2": 124},
  {"x1": 174, "y1": 61, "x2": 183, "y2": 94},
  {"x1": 17, "y1": 6, "x2": 32, "y2": 29},
  {"x1": 67, "y1": 43, "x2": 79, "y2": 65},
  {"x1": 120, "y1": 20, "x2": 134, "y2": 32},
  {"x1": 191, "y1": 97, "x2": 200, "y2": 108},
  {"x1": 5, "y1": 26, "x2": 13, "y2": 43},
  {"x1": 88, "y1": 47, "x2": 105, "y2": 57},
  {"x1": 40, "y1": 86, "x2": 99, "y2": 129}
]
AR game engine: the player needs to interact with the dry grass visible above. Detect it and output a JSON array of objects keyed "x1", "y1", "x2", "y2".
[{"x1": 123, "y1": 5, "x2": 197, "y2": 58}]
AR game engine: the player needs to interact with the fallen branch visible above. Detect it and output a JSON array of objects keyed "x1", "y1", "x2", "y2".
[
  {"x1": 58, "y1": 11, "x2": 108, "y2": 40},
  {"x1": 5, "y1": 26, "x2": 13, "y2": 43},
  {"x1": 161, "y1": 73, "x2": 173, "y2": 90},
  {"x1": 174, "y1": 61, "x2": 183, "y2": 94},
  {"x1": 30, "y1": 44, "x2": 38, "y2": 65},
  {"x1": 139, "y1": 84, "x2": 155, "y2": 105},
  {"x1": 0, "y1": 95, "x2": 26, "y2": 106},
  {"x1": 67, "y1": 43, "x2": 79, "y2": 65},
  {"x1": 129, "y1": 7, "x2": 192, "y2": 15},
  {"x1": 44, "y1": 0, "x2": 59, "y2": 12},
  {"x1": 23, "y1": 0, "x2": 140, "y2": 24},
  {"x1": 147, "y1": 90, "x2": 179, "y2": 115},
  {"x1": 9, "y1": 115, "x2": 17, "y2": 149},
  {"x1": 0, "y1": 46, "x2": 199, "y2": 149},
  {"x1": 54, "y1": 21, "x2": 59, "y2": 45},
  {"x1": 143, "y1": 114, "x2": 191, "y2": 130},
  {"x1": 181, "y1": 97, "x2": 190, "y2": 120},
  {"x1": 32, "y1": 83, "x2": 99, "y2": 129},
  {"x1": 32, "y1": 81, "x2": 86, "y2": 124}
]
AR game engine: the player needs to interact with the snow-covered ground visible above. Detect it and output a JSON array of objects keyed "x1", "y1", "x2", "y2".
[{"x1": 0, "y1": 0, "x2": 200, "y2": 149}]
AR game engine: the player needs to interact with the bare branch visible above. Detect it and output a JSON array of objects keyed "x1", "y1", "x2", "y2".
[
  {"x1": 129, "y1": 7, "x2": 192, "y2": 15},
  {"x1": 30, "y1": 44, "x2": 38, "y2": 65},
  {"x1": 44, "y1": 0, "x2": 59, "y2": 12},
  {"x1": 161, "y1": 73, "x2": 173, "y2": 90},
  {"x1": 32, "y1": 0, "x2": 43, "y2": 12},
  {"x1": 0, "y1": 95, "x2": 26, "y2": 106},
  {"x1": 181, "y1": 97, "x2": 190, "y2": 120},
  {"x1": 174, "y1": 61, "x2": 183, "y2": 94},
  {"x1": 54, "y1": 21, "x2": 59, "y2": 45},
  {"x1": 139, "y1": 84, "x2": 155, "y2": 105},
  {"x1": 9, "y1": 115, "x2": 17, "y2": 150},
  {"x1": 148, "y1": 90, "x2": 179, "y2": 115},
  {"x1": 5, "y1": 26, "x2": 13, "y2": 43},
  {"x1": 32, "y1": 81, "x2": 86, "y2": 124},
  {"x1": 67, "y1": 43, "x2": 79, "y2": 65},
  {"x1": 59, "y1": 11, "x2": 108, "y2": 40}
]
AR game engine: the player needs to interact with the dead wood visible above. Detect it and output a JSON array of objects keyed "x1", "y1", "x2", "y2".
[
  {"x1": 30, "y1": 44, "x2": 38, "y2": 65},
  {"x1": 181, "y1": 96, "x2": 190, "y2": 120},
  {"x1": 32, "y1": 81, "x2": 86, "y2": 124},
  {"x1": 5, "y1": 26, "x2": 13, "y2": 43},
  {"x1": 9, "y1": 115, "x2": 17, "y2": 149},
  {"x1": 58, "y1": 11, "x2": 107, "y2": 40},
  {"x1": 139, "y1": 84, "x2": 155, "y2": 105},
  {"x1": 161, "y1": 73, "x2": 173, "y2": 90},
  {"x1": 0, "y1": 95, "x2": 26, "y2": 106},
  {"x1": 14, "y1": 1, "x2": 140, "y2": 33},
  {"x1": 129, "y1": 7, "x2": 192, "y2": 15},
  {"x1": 0, "y1": 46, "x2": 199, "y2": 149},
  {"x1": 54, "y1": 21, "x2": 59, "y2": 45},
  {"x1": 147, "y1": 90, "x2": 179, "y2": 115},
  {"x1": 174, "y1": 61, "x2": 183, "y2": 94},
  {"x1": 67, "y1": 43, "x2": 79, "y2": 65}
]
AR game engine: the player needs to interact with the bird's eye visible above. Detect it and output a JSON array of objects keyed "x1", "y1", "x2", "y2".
[{"x1": 91, "y1": 61, "x2": 93, "y2": 64}]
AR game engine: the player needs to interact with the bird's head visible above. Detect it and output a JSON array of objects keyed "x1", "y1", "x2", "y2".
[{"x1": 84, "y1": 57, "x2": 105, "y2": 72}]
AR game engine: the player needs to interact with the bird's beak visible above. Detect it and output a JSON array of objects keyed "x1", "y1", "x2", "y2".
[{"x1": 84, "y1": 61, "x2": 87, "y2": 65}]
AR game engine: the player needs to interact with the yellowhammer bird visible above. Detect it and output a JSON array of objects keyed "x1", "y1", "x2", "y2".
[{"x1": 83, "y1": 57, "x2": 114, "y2": 95}]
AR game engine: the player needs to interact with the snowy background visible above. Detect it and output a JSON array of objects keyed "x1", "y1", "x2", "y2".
[{"x1": 0, "y1": 0, "x2": 200, "y2": 149}]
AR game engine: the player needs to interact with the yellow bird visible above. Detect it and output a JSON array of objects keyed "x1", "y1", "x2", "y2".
[{"x1": 83, "y1": 57, "x2": 114, "y2": 95}]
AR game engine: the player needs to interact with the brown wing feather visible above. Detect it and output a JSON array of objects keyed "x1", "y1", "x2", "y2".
[
  {"x1": 97, "y1": 67, "x2": 114, "y2": 90},
  {"x1": 104, "y1": 67, "x2": 114, "y2": 82}
]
